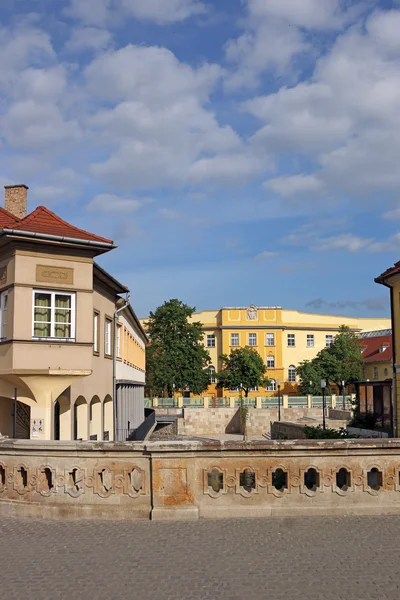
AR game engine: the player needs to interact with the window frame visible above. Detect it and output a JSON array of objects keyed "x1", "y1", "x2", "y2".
[
  {"x1": 267, "y1": 355, "x2": 275, "y2": 368},
  {"x1": 93, "y1": 310, "x2": 100, "y2": 355},
  {"x1": 116, "y1": 323, "x2": 123, "y2": 359},
  {"x1": 209, "y1": 365, "x2": 216, "y2": 384},
  {"x1": 325, "y1": 335, "x2": 333, "y2": 348},
  {"x1": 206, "y1": 334, "x2": 216, "y2": 348},
  {"x1": 249, "y1": 386, "x2": 258, "y2": 392},
  {"x1": 267, "y1": 379, "x2": 276, "y2": 392},
  {"x1": 105, "y1": 316, "x2": 113, "y2": 357},
  {"x1": 373, "y1": 367, "x2": 378, "y2": 380},
  {"x1": 307, "y1": 334, "x2": 315, "y2": 348},
  {"x1": 231, "y1": 333, "x2": 239, "y2": 347},
  {"x1": 287, "y1": 334, "x2": 295, "y2": 347},
  {"x1": 248, "y1": 333, "x2": 257, "y2": 347},
  {"x1": 288, "y1": 365, "x2": 296, "y2": 383},
  {"x1": 32, "y1": 289, "x2": 76, "y2": 341},
  {"x1": 266, "y1": 333, "x2": 275, "y2": 347},
  {"x1": 0, "y1": 290, "x2": 9, "y2": 340}
]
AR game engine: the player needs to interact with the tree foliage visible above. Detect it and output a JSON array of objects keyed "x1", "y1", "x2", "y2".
[
  {"x1": 216, "y1": 347, "x2": 270, "y2": 397},
  {"x1": 296, "y1": 325, "x2": 363, "y2": 395},
  {"x1": 145, "y1": 299, "x2": 211, "y2": 397}
]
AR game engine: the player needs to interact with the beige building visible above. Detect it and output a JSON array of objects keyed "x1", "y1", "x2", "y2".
[
  {"x1": 192, "y1": 307, "x2": 391, "y2": 397},
  {"x1": 0, "y1": 184, "x2": 147, "y2": 441}
]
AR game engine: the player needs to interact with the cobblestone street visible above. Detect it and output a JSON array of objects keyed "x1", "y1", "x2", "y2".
[{"x1": 1, "y1": 515, "x2": 400, "y2": 599}]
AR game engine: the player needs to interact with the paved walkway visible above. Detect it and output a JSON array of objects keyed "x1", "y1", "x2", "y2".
[{"x1": 1, "y1": 516, "x2": 400, "y2": 599}]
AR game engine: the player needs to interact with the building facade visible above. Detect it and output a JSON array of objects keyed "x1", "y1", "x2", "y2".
[
  {"x1": 193, "y1": 306, "x2": 391, "y2": 397},
  {"x1": 360, "y1": 330, "x2": 392, "y2": 382},
  {"x1": 0, "y1": 184, "x2": 146, "y2": 442},
  {"x1": 375, "y1": 262, "x2": 400, "y2": 435}
]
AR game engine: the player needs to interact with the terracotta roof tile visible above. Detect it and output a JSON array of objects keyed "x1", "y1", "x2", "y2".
[
  {"x1": 0, "y1": 206, "x2": 20, "y2": 228},
  {"x1": 359, "y1": 334, "x2": 393, "y2": 363},
  {"x1": 10, "y1": 206, "x2": 113, "y2": 245},
  {"x1": 375, "y1": 261, "x2": 400, "y2": 283}
]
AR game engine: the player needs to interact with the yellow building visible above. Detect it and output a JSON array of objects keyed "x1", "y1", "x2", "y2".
[
  {"x1": 193, "y1": 306, "x2": 391, "y2": 397},
  {"x1": 360, "y1": 330, "x2": 392, "y2": 382}
]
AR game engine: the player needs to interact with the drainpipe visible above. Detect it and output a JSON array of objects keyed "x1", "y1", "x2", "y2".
[
  {"x1": 390, "y1": 286, "x2": 397, "y2": 437},
  {"x1": 113, "y1": 294, "x2": 130, "y2": 441}
]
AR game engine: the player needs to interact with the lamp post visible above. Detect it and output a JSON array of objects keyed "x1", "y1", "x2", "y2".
[
  {"x1": 172, "y1": 383, "x2": 176, "y2": 408},
  {"x1": 277, "y1": 379, "x2": 281, "y2": 421},
  {"x1": 321, "y1": 379, "x2": 326, "y2": 430},
  {"x1": 342, "y1": 380, "x2": 346, "y2": 410}
]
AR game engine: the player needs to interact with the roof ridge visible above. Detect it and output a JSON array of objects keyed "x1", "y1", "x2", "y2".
[
  {"x1": 15, "y1": 205, "x2": 113, "y2": 245},
  {"x1": 0, "y1": 206, "x2": 21, "y2": 222}
]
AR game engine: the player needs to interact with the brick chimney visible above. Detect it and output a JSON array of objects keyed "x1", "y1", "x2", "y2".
[{"x1": 4, "y1": 184, "x2": 28, "y2": 219}]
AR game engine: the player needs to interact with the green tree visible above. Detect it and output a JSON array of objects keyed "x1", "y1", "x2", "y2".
[
  {"x1": 216, "y1": 347, "x2": 270, "y2": 440},
  {"x1": 296, "y1": 325, "x2": 363, "y2": 395},
  {"x1": 296, "y1": 359, "x2": 324, "y2": 395},
  {"x1": 145, "y1": 299, "x2": 211, "y2": 397},
  {"x1": 216, "y1": 347, "x2": 270, "y2": 397}
]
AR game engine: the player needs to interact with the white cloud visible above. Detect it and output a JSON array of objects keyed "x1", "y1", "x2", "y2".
[
  {"x1": 65, "y1": 27, "x2": 113, "y2": 53},
  {"x1": 189, "y1": 152, "x2": 263, "y2": 185},
  {"x1": 120, "y1": 0, "x2": 206, "y2": 23},
  {"x1": 157, "y1": 208, "x2": 206, "y2": 224},
  {"x1": 255, "y1": 251, "x2": 278, "y2": 260},
  {"x1": 368, "y1": 233, "x2": 400, "y2": 253},
  {"x1": 264, "y1": 174, "x2": 323, "y2": 198},
  {"x1": 313, "y1": 233, "x2": 372, "y2": 253},
  {"x1": 224, "y1": 0, "x2": 363, "y2": 90},
  {"x1": 382, "y1": 207, "x2": 400, "y2": 220},
  {"x1": 87, "y1": 193, "x2": 149, "y2": 213},
  {"x1": 65, "y1": 0, "x2": 205, "y2": 25},
  {"x1": 242, "y1": 9, "x2": 400, "y2": 198},
  {"x1": 86, "y1": 45, "x2": 244, "y2": 188}
]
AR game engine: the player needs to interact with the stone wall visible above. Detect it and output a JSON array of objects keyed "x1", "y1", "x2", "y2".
[
  {"x1": 177, "y1": 407, "x2": 343, "y2": 437},
  {"x1": 2, "y1": 437, "x2": 400, "y2": 521},
  {"x1": 271, "y1": 422, "x2": 307, "y2": 440}
]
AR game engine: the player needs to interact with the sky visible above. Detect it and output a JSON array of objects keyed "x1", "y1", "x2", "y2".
[{"x1": 0, "y1": 0, "x2": 399, "y2": 318}]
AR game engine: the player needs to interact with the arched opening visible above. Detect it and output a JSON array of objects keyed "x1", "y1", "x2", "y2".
[
  {"x1": 73, "y1": 396, "x2": 88, "y2": 441},
  {"x1": 267, "y1": 379, "x2": 276, "y2": 392},
  {"x1": 103, "y1": 395, "x2": 113, "y2": 441},
  {"x1": 89, "y1": 396, "x2": 102, "y2": 441},
  {"x1": 54, "y1": 395, "x2": 71, "y2": 441},
  {"x1": 288, "y1": 365, "x2": 296, "y2": 383}
]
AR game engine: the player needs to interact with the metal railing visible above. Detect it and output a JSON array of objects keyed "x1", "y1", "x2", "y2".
[{"x1": 116, "y1": 409, "x2": 156, "y2": 442}]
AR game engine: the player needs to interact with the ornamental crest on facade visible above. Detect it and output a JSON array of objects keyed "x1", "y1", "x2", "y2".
[{"x1": 246, "y1": 305, "x2": 258, "y2": 321}]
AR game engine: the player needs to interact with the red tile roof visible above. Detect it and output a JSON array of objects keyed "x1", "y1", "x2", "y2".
[
  {"x1": 359, "y1": 334, "x2": 392, "y2": 363},
  {"x1": 0, "y1": 206, "x2": 20, "y2": 228},
  {"x1": 375, "y1": 261, "x2": 400, "y2": 283},
  {"x1": 4, "y1": 206, "x2": 113, "y2": 245}
]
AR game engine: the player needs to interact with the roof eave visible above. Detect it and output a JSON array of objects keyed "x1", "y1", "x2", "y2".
[
  {"x1": 0, "y1": 228, "x2": 116, "y2": 250},
  {"x1": 93, "y1": 262, "x2": 129, "y2": 295}
]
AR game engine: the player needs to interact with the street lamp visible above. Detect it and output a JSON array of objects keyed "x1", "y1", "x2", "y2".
[
  {"x1": 277, "y1": 379, "x2": 281, "y2": 421},
  {"x1": 172, "y1": 383, "x2": 176, "y2": 408},
  {"x1": 321, "y1": 379, "x2": 326, "y2": 430},
  {"x1": 341, "y1": 380, "x2": 345, "y2": 410},
  {"x1": 309, "y1": 380, "x2": 313, "y2": 395}
]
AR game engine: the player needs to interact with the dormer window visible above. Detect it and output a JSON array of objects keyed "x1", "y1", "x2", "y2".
[{"x1": 379, "y1": 344, "x2": 389, "y2": 353}]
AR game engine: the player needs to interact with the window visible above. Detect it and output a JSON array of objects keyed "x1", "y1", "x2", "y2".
[
  {"x1": 209, "y1": 366, "x2": 216, "y2": 384},
  {"x1": 287, "y1": 334, "x2": 295, "y2": 347},
  {"x1": 207, "y1": 334, "x2": 216, "y2": 348},
  {"x1": 384, "y1": 368, "x2": 388, "y2": 377},
  {"x1": 307, "y1": 334, "x2": 315, "y2": 348},
  {"x1": 0, "y1": 291, "x2": 8, "y2": 339},
  {"x1": 105, "y1": 318, "x2": 112, "y2": 356},
  {"x1": 248, "y1": 333, "x2": 257, "y2": 347},
  {"x1": 249, "y1": 386, "x2": 258, "y2": 392},
  {"x1": 326, "y1": 335, "x2": 333, "y2": 347},
  {"x1": 267, "y1": 379, "x2": 276, "y2": 391},
  {"x1": 230, "y1": 387, "x2": 240, "y2": 392},
  {"x1": 93, "y1": 311, "x2": 99, "y2": 354},
  {"x1": 266, "y1": 333, "x2": 275, "y2": 346},
  {"x1": 33, "y1": 290, "x2": 75, "y2": 339},
  {"x1": 117, "y1": 323, "x2": 122, "y2": 358},
  {"x1": 231, "y1": 333, "x2": 239, "y2": 347},
  {"x1": 373, "y1": 367, "x2": 378, "y2": 380},
  {"x1": 288, "y1": 365, "x2": 296, "y2": 383},
  {"x1": 267, "y1": 355, "x2": 275, "y2": 368}
]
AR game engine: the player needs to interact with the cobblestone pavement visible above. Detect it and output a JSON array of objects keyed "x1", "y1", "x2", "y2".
[{"x1": 1, "y1": 516, "x2": 400, "y2": 600}]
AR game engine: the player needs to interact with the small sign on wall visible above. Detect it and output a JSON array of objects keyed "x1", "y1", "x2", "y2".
[
  {"x1": 31, "y1": 418, "x2": 45, "y2": 438},
  {"x1": 36, "y1": 265, "x2": 74, "y2": 285}
]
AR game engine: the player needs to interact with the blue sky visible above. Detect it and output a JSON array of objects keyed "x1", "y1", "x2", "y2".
[{"x1": 0, "y1": 0, "x2": 399, "y2": 317}]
